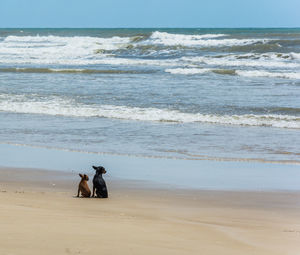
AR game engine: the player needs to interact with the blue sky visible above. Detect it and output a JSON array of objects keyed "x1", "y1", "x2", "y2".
[{"x1": 1, "y1": 0, "x2": 300, "y2": 28}]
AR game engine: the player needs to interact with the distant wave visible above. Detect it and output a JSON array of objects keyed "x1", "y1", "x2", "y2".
[
  {"x1": 0, "y1": 35, "x2": 133, "y2": 65},
  {"x1": 0, "y1": 33, "x2": 298, "y2": 66},
  {"x1": 3, "y1": 67, "x2": 299, "y2": 80},
  {"x1": 166, "y1": 68, "x2": 237, "y2": 75},
  {"x1": 236, "y1": 70, "x2": 300, "y2": 79},
  {"x1": 148, "y1": 31, "x2": 270, "y2": 47},
  {"x1": 165, "y1": 67, "x2": 236, "y2": 76},
  {"x1": 0, "y1": 33, "x2": 274, "y2": 66},
  {"x1": 165, "y1": 67, "x2": 300, "y2": 79},
  {"x1": 0, "y1": 33, "x2": 182, "y2": 65},
  {"x1": 0, "y1": 54, "x2": 179, "y2": 66},
  {"x1": 165, "y1": 68, "x2": 211, "y2": 75},
  {"x1": 181, "y1": 55, "x2": 300, "y2": 68},
  {"x1": 0, "y1": 67, "x2": 153, "y2": 74},
  {"x1": 1, "y1": 33, "x2": 299, "y2": 78},
  {"x1": 0, "y1": 95, "x2": 299, "y2": 129},
  {"x1": 3, "y1": 35, "x2": 131, "y2": 50}
]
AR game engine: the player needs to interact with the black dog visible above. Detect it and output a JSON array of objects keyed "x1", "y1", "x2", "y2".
[{"x1": 91, "y1": 166, "x2": 108, "y2": 198}]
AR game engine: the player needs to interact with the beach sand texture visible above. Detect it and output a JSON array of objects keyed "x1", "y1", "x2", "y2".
[{"x1": 0, "y1": 167, "x2": 299, "y2": 255}]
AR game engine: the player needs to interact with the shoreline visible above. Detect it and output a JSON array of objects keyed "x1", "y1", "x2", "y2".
[
  {"x1": 2, "y1": 141, "x2": 300, "y2": 165},
  {"x1": 0, "y1": 166, "x2": 300, "y2": 255},
  {"x1": 1, "y1": 166, "x2": 300, "y2": 206},
  {"x1": 1, "y1": 143, "x2": 300, "y2": 191}
]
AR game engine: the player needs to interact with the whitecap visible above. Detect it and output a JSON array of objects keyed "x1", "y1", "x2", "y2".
[{"x1": 147, "y1": 31, "x2": 269, "y2": 47}]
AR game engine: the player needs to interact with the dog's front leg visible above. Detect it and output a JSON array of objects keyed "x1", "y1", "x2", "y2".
[
  {"x1": 91, "y1": 185, "x2": 95, "y2": 197},
  {"x1": 77, "y1": 187, "x2": 80, "y2": 197}
]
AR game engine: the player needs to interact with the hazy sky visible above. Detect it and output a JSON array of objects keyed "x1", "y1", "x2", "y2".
[{"x1": 1, "y1": 0, "x2": 300, "y2": 28}]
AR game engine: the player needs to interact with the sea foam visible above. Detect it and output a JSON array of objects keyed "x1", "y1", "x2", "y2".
[
  {"x1": 236, "y1": 70, "x2": 300, "y2": 79},
  {"x1": 0, "y1": 95, "x2": 299, "y2": 129},
  {"x1": 165, "y1": 68, "x2": 211, "y2": 75},
  {"x1": 148, "y1": 31, "x2": 270, "y2": 47},
  {"x1": 0, "y1": 35, "x2": 132, "y2": 65},
  {"x1": 181, "y1": 55, "x2": 300, "y2": 68}
]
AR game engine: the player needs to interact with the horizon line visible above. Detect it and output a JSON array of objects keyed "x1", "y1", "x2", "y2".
[{"x1": 1, "y1": 26, "x2": 300, "y2": 29}]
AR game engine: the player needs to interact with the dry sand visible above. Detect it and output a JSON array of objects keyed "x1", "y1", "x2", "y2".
[{"x1": 0, "y1": 167, "x2": 299, "y2": 255}]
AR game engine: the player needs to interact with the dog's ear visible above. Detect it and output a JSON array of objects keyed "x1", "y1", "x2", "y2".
[
  {"x1": 79, "y1": 173, "x2": 83, "y2": 178},
  {"x1": 92, "y1": 166, "x2": 97, "y2": 170}
]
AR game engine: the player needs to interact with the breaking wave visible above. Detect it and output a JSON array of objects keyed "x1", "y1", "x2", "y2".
[
  {"x1": 0, "y1": 32, "x2": 299, "y2": 81},
  {"x1": 2, "y1": 35, "x2": 131, "y2": 50},
  {"x1": 0, "y1": 32, "x2": 275, "y2": 66},
  {"x1": 0, "y1": 35, "x2": 133, "y2": 65},
  {"x1": 0, "y1": 95, "x2": 299, "y2": 129},
  {"x1": 148, "y1": 31, "x2": 270, "y2": 47}
]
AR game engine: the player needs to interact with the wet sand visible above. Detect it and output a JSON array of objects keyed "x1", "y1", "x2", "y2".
[{"x1": 0, "y1": 167, "x2": 299, "y2": 255}]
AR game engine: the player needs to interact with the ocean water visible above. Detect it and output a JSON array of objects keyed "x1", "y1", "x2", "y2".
[{"x1": 0, "y1": 28, "x2": 299, "y2": 163}]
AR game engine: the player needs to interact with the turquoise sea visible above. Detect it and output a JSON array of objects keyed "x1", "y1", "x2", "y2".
[{"x1": 0, "y1": 28, "x2": 299, "y2": 163}]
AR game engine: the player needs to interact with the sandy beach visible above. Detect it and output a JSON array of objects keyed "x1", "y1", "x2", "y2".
[
  {"x1": 1, "y1": 3, "x2": 300, "y2": 254},
  {"x1": 0, "y1": 167, "x2": 299, "y2": 255}
]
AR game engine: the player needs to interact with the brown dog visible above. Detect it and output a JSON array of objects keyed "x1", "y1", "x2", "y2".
[{"x1": 77, "y1": 174, "x2": 91, "y2": 198}]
